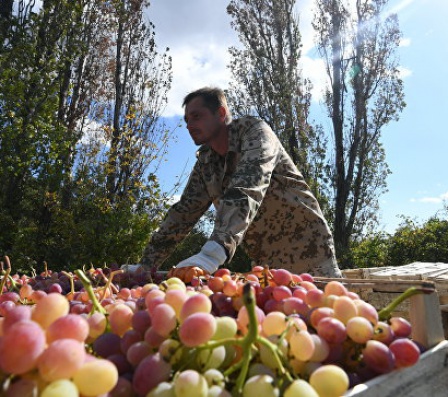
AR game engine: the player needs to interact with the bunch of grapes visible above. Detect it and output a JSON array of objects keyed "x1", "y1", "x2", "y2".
[{"x1": 0, "y1": 262, "x2": 425, "y2": 397}]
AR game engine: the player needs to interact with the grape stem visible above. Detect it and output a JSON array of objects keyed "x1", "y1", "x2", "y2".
[
  {"x1": 377, "y1": 286, "x2": 432, "y2": 321},
  {"x1": 74, "y1": 269, "x2": 107, "y2": 316}
]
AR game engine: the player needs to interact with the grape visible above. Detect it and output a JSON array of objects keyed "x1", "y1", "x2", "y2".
[
  {"x1": 271, "y1": 268, "x2": 293, "y2": 286},
  {"x1": 203, "y1": 368, "x2": 226, "y2": 388},
  {"x1": 373, "y1": 321, "x2": 395, "y2": 345},
  {"x1": 389, "y1": 316, "x2": 412, "y2": 338},
  {"x1": 284, "y1": 379, "x2": 319, "y2": 397},
  {"x1": 262, "y1": 311, "x2": 287, "y2": 336},
  {"x1": 86, "y1": 311, "x2": 107, "y2": 340},
  {"x1": 73, "y1": 358, "x2": 119, "y2": 396},
  {"x1": 109, "y1": 303, "x2": 134, "y2": 336},
  {"x1": 174, "y1": 370, "x2": 209, "y2": 397},
  {"x1": 132, "y1": 353, "x2": 171, "y2": 396},
  {"x1": 120, "y1": 329, "x2": 143, "y2": 354},
  {"x1": 259, "y1": 336, "x2": 288, "y2": 370},
  {"x1": 362, "y1": 339, "x2": 395, "y2": 374},
  {"x1": 144, "y1": 326, "x2": 166, "y2": 349},
  {"x1": 222, "y1": 279, "x2": 238, "y2": 297},
  {"x1": 309, "y1": 306, "x2": 334, "y2": 329},
  {"x1": 389, "y1": 338, "x2": 420, "y2": 368},
  {"x1": 179, "y1": 293, "x2": 212, "y2": 322},
  {"x1": 147, "y1": 381, "x2": 176, "y2": 397},
  {"x1": 208, "y1": 385, "x2": 232, "y2": 397},
  {"x1": 207, "y1": 276, "x2": 225, "y2": 293},
  {"x1": 46, "y1": 313, "x2": 89, "y2": 343},
  {"x1": 107, "y1": 353, "x2": 133, "y2": 375},
  {"x1": 93, "y1": 332, "x2": 123, "y2": 358},
  {"x1": 282, "y1": 297, "x2": 308, "y2": 316},
  {"x1": 305, "y1": 288, "x2": 325, "y2": 308},
  {"x1": 158, "y1": 338, "x2": 183, "y2": 365},
  {"x1": 108, "y1": 376, "x2": 134, "y2": 397},
  {"x1": 31, "y1": 292, "x2": 70, "y2": 329},
  {"x1": 212, "y1": 316, "x2": 238, "y2": 340},
  {"x1": 151, "y1": 303, "x2": 177, "y2": 337},
  {"x1": 309, "y1": 334, "x2": 330, "y2": 362},
  {"x1": 179, "y1": 312, "x2": 217, "y2": 347},
  {"x1": 237, "y1": 305, "x2": 265, "y2": 335},
  {"x1": 354, "y1": 300, "x2": 378, "y2": 325},
  {"x1": 0, "y1": 320, "x2": 46, "y2": 374},
  {"x1": 309, "y1": 364, "x2": 350, "y2": 397},
  {"x1": 131, "y1": 309, "x2": 152, "y2": 334},
  {"x1": 271, "y1": 285, "x2": 292, "y2": 301},
  {"x1": 324, "y1": 280, "x2": 348, "y2": 297},
  {"x1": 333, "y1": 295, "x2": 358, "y2": 324},
  {"x1": 2, "y1": 377, "x2": 39, "y2": 397},
  {"x1": 288, "y1": 329, "x2": 315, "y2": 361},
  {"x1": 126, "y1": 341, "x2": 153, "y2": 367},
  {"x1": 242, "y1": 374, "x2": 279, "y2": 397},
  {"x1": 316, "y1": 316, "x2": 347, "y2": 344},
  {"x1": 196, "y1": 345, "x2": 226, "y2": 371},
  {"x1": 37, "y1": 338, "x2": 86, "y2": 382},
  {"x1": 164, "y1": 289, "x2": 189, "y2": 319},
  {"x1": 40, "y1": 379, "x2": 79, "y2": 397},
  {"x1": 1, "y1": 304, "x2": 32, "y2": 333},
  {"x1": 346, "y1": 316, "x2": 374, "y2": 344}
]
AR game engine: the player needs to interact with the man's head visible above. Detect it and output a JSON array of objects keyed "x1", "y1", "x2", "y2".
[{"x1": 183, "y1": 87, "x2": 232, "y2": 125}]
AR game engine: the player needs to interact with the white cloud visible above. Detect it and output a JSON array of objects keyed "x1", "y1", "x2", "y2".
[{"x1": 411, "y1": 191, "x2": 448, "y2": 204}]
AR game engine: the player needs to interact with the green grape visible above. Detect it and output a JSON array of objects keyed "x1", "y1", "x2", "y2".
[
  {"x1": 40, "y1": 379, "x2": 79, "y2": 397},
  {"x1": 284, "y1": 379, "x2": 319, "y2": 397},
  {"x1": 242, "y1": 375, "x2": 279, "y2": 397},
  {"x1": 72, "y1": 358, "x2": 118, "y2": 396},
  {"x1": 174, "y1": 370, "x2": 208, "y2": 397},
  {"x1": 197, "y1": 345, "x2": 226, "y2": 371}
]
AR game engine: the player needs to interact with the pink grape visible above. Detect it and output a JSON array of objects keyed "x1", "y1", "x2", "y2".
[
  {"x1": 1, "y1": 304, "x2": 32, "y2": 333},
  {"x1": 109, "y1": 303, "x2": 134, "y2": 336},
  {"x1": 180, "y1": 293, "x2": 212, "y2": 322},
  {"x1": 144, "y1": 326, "x2": 166, "y2": 349},
  {"x1": 132, "y1": 353, "x2": 171, "y2": 396},
  {"x1": 309, "y1": 306, "x2": 334, "y2": 329},
  {"x1": 37, "y1": 339, "x2": 86, "y2": 382},
  {"x1": 151, "y1": 303, "x2": 177, "y2": 337},
  {"x1": 309, "y1": 334, "x2": 330, "y2": 362},
  {"x1": 389, "y1": 316, "x2": 412, "y2": 338},
  {"x1": 120, "y1": 329, "x2": 143, "y2": 354},
  {"x1": 272, "y1": 285, "x2": 292, "y2": 301},
  {"x1": 283, "y1": 297, "x2": 308, "y2": 316},
  {"x1": 305, "y1": 288, "x2": 325, "y2": 308},
  {"x1": 354, "y1": 300, "x2": 378, "y2": 325},
  {"x1": 179, "y1": 312, "x2": 217, "y2": 347},
  {"x1": 0, "y1": 320, "x2": 46, "y2": 374},
  {"x1": 362, "y1": 340, "x2": 396, "y2": 374},
  {"x1": 46, "y1": 313, "x2": 89, "y2": 343},
  {"x1": 86, "y1": 311, "x2": 107, "y2": 340},
  {"x1": 272, "y1": 269, "x2": 293, "y2": 286},
  {"x1": 389, "y1": 338, "x2": 420, "y2": 368},
  {"x1": 164, "y1": 288, "x2": 189, "y2": 318},
  {"x1": 317, "y1": 317, "x2": 347, "y2": 344}
]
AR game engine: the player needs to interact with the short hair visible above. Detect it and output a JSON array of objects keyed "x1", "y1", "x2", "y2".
[{"x1": 182, "y1": 87, "x2": 232, "y2": 124}]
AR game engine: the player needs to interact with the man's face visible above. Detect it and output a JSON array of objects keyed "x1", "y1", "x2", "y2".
[{"x1": 184, "y1": 97, "x2": 223, "y2": 146}]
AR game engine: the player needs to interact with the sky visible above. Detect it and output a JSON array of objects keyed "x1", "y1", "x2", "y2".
[{"x1": 148, "y1": 0, "x2": 448, "y2": 234}]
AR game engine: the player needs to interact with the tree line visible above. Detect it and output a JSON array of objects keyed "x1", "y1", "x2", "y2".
[{"x1": 0, "y1": 0, "x2": 445, "y2": 273}]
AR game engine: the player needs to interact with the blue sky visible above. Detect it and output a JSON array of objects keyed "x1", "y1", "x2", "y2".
[{"x1": 149, "y1": 0, "x2": 448, "y2": 234}]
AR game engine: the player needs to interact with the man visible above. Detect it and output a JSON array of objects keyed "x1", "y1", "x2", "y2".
[{"x1": 140, "y1": 87, "x2": 342, "y2": 279}]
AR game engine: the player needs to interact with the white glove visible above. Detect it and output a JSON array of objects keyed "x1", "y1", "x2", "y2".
[{"x1": 176, "y1": 241, "x2": 227, "y2": 274}]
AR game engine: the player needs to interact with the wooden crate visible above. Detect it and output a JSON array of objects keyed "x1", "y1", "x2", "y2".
[{"x1": 315, "y1": 277, "x2": 448, "y2": 396}]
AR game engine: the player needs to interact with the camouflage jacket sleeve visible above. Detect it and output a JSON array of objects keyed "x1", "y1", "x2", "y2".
[
  {"x1": 207, "y1": 117, "x2": 280, "y2": 260},
  {"x1": 141, "y1": 161, "x2": 212, "y2": 269}
]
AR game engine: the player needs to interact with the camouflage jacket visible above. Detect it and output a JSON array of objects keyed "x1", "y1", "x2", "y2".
[{"x1": 142, "y1": 117, "x2": 341, "y2": 277}]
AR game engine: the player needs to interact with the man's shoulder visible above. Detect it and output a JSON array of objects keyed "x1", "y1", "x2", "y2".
[{"x1": 230, "y1": 115, "x2": 264, "y2": 130}]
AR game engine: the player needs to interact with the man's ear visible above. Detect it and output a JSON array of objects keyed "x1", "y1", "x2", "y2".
[{"x1": 218, "y1": 106, "x2": 227, "y2": 122}]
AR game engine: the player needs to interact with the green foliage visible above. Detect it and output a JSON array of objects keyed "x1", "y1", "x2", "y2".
[{"x1": 349, "y1": 208, "x2": 448, "y2": 269}]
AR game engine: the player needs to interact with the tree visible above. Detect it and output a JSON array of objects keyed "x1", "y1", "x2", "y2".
[
  {"x1": 0, "y1": 0, "x2": 173, "y2": 270},
  {"x1": 226, "y1": 0, "x2": 327, "y2": 195},
  {"x1": 312, "y1": 0, "x2": 405, "y2": 265}
]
